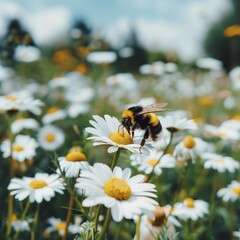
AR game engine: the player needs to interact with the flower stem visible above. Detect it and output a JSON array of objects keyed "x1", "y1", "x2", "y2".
[
  {"x1": 31, "y1": 204, "x2": 40, "y2": 240},
  {"x1": 146, "y1": 132, "x2": 174, "y2": 182},
  {"x1": 135, "y1": 215, "x2": 141, "y2": 240},
  {"x1": 111, "y1": 149, "x2": 121, "y2": 170},
  {"x1": 94, "y1": 205, "x2": 102, "y2": 233},
  {"x1": 63, "y1": 194, "x2": 74, "y2": 240},
  {"x1": 13, "y1": 200, "x2": 31, "y2": 240},
  {"x1": 96, "y1": 208, "x2": 111, "y2": 240}
]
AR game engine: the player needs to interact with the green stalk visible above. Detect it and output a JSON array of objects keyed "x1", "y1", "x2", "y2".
[
  {"x1": 31, "y1": 204, "x2": 40, "y2": 240},
  {"x1": 13, "y1": 200, "x2": 31, "y2": 240},
  {"x1": 96, "y1": 208, "x2": 111, "y2": 240},
  {"x1": 63, "y1": 194, "x2": 74, "y2": 240},
  {"x1": 111, "y1": 149, "x2": 121, "y2": 170},
  {"x1": 94, "y1": 205, "x2": 102, "y2": 233},
  {"x1": 135, "y1": 215, "x2": 141, "y2": 240}
]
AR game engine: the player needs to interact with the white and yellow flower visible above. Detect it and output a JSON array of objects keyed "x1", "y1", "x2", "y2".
[
  {"x1": 1, "y1": 135, "x2": 38, "y2": 162},
  {"x1": 8, "y1": 173, "x2": 64, "y2": 203},
  {"x1": 45, "y1": 217, "x2": 66, "y2": 236},
  {"x1": 174, "y1": 198, "x2": 209, "y2": 221},
  {"x1": 87, "y1": 51, "x2": 117, "y2": 64},
  {"x1": 42, "y1": 107, "x2": 66, "y2": 124},
  {"x1": 233, "y1": 229, "x2": 240, "y2": 238},
  {"x1": 38, "y1": 125, "x2": 65, "y2": 151},
  {"x1": 85, "y1": 115, "x2": 152, "y2": 153},
  {"x1": 14, "y1": 45, "x2": 41, "y2": 62},
  {"x1": 11, "y1": 117, "x2": 39, "y2": 134},
  {"x1": 58, "y1": 149, "x2": 89, "y2": 178},
  {"x1": 202, "y1": 153, "x2": 240, "y2": 173},
  {"x1": 229, "y1": 66, "x2": 240, "y2": 90},
  {"x1": 75, "y1": 163, "x2": 158, "y2": 222},
  {"x1": 217, "y1": 181, "x2": 240, "y2": 202}
]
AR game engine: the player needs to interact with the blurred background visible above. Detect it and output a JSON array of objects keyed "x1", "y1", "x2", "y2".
[{"x1": 0, "y1": 0, "x2": 240, "y2": 71}]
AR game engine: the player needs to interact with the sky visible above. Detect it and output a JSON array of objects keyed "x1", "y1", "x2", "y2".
[{"x1": 0, "y1": 0, "x2": 232, "y2": 61}]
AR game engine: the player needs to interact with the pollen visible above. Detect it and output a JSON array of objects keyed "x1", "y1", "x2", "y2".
[
  {"x1": 5, "y1": 96, "x2": 18, "y2": 101},
  {"x1": 13, "y1": 145, "x2": 24, "y2": 152},
  {"x1": 109, "y1": 130, "x2": 133, "y2": 145},
  {"x1": 183, "y1": 136, "x2": 195, "y2": 149},
  {"x1": 184, "y1": 198, "x2": 195, "y2": 208},
  {"x1": 47, "y1": 107, "x2": 59, "y2": 114},
  {"x1": 45, "y1": 133, "x2": 55, "y2": 142},
  {"x1": 147, "y1": 159, "x2": 159, "y2": 166},
  {"x1": 65, "y1": 151, "x2": 86, "y2": 162},
  {"x1": 29, "y1": 180, "x2": 48, "y2": 189},
  {"x1": 104, "y1": 177, "x2": 131, "y2": 201},
  {"x1": 148, "y1": 206, "x2": 166, "y2": 227},
  {"x1": 232, "y1": 186, "x2": 240, "y2": 195},
  {"x1": 55, "y1": 222, "x2": 66, "y2": 231}
]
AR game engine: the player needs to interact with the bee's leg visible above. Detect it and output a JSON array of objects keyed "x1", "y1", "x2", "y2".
[
  {"x1": 139, "y1": 127, "x2": 150, "y2": 153},
  {"x1": 131, "y1": 123, "x2": 138, "y2": 139}
]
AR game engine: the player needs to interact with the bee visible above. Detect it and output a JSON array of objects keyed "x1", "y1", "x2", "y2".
[{"x1": 121, "y1": 103, "x2": 168, "y2": 151}]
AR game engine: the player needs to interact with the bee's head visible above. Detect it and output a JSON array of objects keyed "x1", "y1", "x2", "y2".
[{"x1": 121, "y1": 117, "x2": 131, "y2": 134}]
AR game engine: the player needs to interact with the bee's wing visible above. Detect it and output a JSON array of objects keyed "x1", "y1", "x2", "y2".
[{"x1": 137, "y1": 103, "x2": 169, "y2": 115}]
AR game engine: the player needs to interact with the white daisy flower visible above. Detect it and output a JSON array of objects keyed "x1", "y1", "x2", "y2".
[
  {"x1": 11, "y1": 214, "x2": 31, "y2": 232},
  {"x1": 67, "y1": 103, "x2": 90, "y2": 118},
  {"x1": 38, "y1": 125, "x2": 65, "y2": 151},
  {"x1": 196, "y1": 57, "x2": 222, "y2": 71},
  {"x1": 8, "y1": 173, "x2": 64, "y2": 203},
  {"x1": 85, "y1": 115, "x2": 152, "y2": 154},
  {"x1": 1, "y1": 135, "x2": 38, "y2": 162},
  {"x1": 130, "y1": 150, "x2": 176, "y2": 175},
  {"x1": 68, "y1": 216, "x2": 83, "y2": 234},
  {"x1": 42, "y1": 107, "x2": 66, "y2": 124},
  {"x1": 11, "y1": 118, "x2": 39, "y2": 134},
  {"x1": 0, "y1": 94, "x2": 43, "y2": 115},
  {"x1": 45, "y1": 217, "x2": 66, "y2": 236},
  {"x1": 118, "y1": 47, "x2": 134, "y2": 58},
  {"x1": 65, "y1": 87, "x2": 94, "y2": 103},
  {"x1": 14, "y1": 45, "x2": 41, "y2": 62},
  {"x1": 75, "y1": 163, "x2": 158, "y2": 222},
  {"x1": 229, "y1": 66, "x2": 240, "y2": 90},
  {"x1": 173, "y1": 136, "x2": 207, "y2": 162},
  {"x1": 202, "y1": 153, "x2": 240, "y2": 173},
  {"x1": 58, "y1": 150, "x2": 89, "y2": 178},
  {"x1": 217, "y1": 181, "x2": 240, "y2": 202},
  {"x1": 139, "y1": 61, "x2": 164, "y2": 75},
  {"x1": 159, "y1": 115, "x2": 198, "y2": 133},
  {"x1": 174, "y1": 198, "x2": 209, "y2": 221},
  {"x1": 0, "y1": 65, "x2": 14, "y2": 82},
  {"x1": 233, "y1": 229, "x2": 240, "y2": 238},
  {"x1": 87, "y1": 51, "x2": 117, "y2": 64},
  {"x1": 138, "y1": 205, "x2": 181, "y2": 240}
]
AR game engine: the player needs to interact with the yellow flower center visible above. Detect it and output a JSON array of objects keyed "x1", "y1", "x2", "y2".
[
  {"x1": 232, "y1": 115, "x2": 240, "y2": 121},
  {"x1": 45, "y1": 133, "x2": 55, "y2": 142},
  {"x1": 104, "y1": 177, "x2": 131, "y2": 201},
  {"x1": 11, "y1": 214, "x2": 18, "y2": 221},
  {"x1": 6, "y1": 96, "x2": 18, "y2": 101},
  {"x1": 217, "y1": 131, "x2": 225, "y2": 138},
  {"x1": 199, "y1": 96, "x2": 214, "y2": 106},
  {"x1": 109, "y1": 130, "x2": 133, "y2": 145},
  {"x1": 47, "y1": 107, "x2": 59, "y2": 114},
  {"x1": 65, "y1": 151, "x2": 86, "y2": 162},
  {"x1": 29, "y1": 180, "x2": 47, "y2": 189},
  {"x1": 183, "y1": 136, "x2": 195, "y2": 149},
  {"x1": 184, "y1": 198, "x2": 195, "y2": 208},
  {"x1": 148, "y1": 206, "x2": 166, "y2": 227},
  {"x1": 55, "y1": 222, "x2": 66, "y2": 231},
  {"x1": 13, "y1": 145, "x2": 24, "y2": 152},
  {"x1": 232, "y1": 186, "x2": 240, "y2": 195},
  {"x1": 147, "y1": 159, "x2": 159, "y2": 166},
  {"x1": 215, "y1": 159, "x2": 224, "y2": 164}
]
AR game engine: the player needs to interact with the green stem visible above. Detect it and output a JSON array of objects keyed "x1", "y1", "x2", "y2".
[
  {"x1": 135, "y1": 215, "x2": 141, "y2": 240},
  {"x1": 146, "y1": 132, "x2": 174, "y2": 182},
  {"x1": 113, "y1": 220, "x2": 124, "y2": 240},
  {"x1": 94, "y1": 205, "x2": 102, "y2": 233},
  {"x1": 63, "y1": 194, "x2": 74, "y2": 240},
  {"x1": 31, "y1": 204, "x2": 40, "y2": 240},
  {"x1": 13, "y1": 200, "x2": 31, "y2": 240},
  {"x1": 111, "y1": 149, "x2": 121, "y2": 170},
  {"x1": 96, "y1": 208, "x2": 111, "y2": 240}
]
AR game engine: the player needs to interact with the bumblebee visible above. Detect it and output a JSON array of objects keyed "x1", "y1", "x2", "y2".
[{"x1": 121, "y1": 103, "x2": 168, "y2": 151}]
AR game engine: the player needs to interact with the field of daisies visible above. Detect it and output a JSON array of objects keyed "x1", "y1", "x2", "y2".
[{"x1": 0, "y1": 22, "x2": 240, "y2": 240}]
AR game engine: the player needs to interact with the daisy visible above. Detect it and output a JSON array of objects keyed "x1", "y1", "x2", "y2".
[
  {"x1": 173, "y1": 136, "x2": 208, "y2": 162},
  {"x1": 45, "y1": 217, "x2": 66, "y2": 236},
  {"x1": 85, "y1": 115, "x2": 152, "y2": 153},
  {"x1": 0, "y1": 65, "x2": 14, "y2": 81},
  {"x1": 202, "y1": 153, "x2": 240, "y2": 173},
  {"x1": 233, "y1": 229, "x2": 240, "y2": 238},
  {"x1": 11, "y1": 214, "x2": 31, "y2": 232},
  {"x1": 38, "y1": 125, "x2": 65, "y2": 151},
  {"x1": 42, "y1": 107, "x2": 66, "y2": 124},
  {"x1": 87, "y1": 51, "x2": 117, "y2": 64},
  {"x1": 65, "y1": 87, "x2": 94, "y2": 103},
  {"x1": 75, "y1": 163, "x2": 158, "y2": 222},
  {"x1": 67, "y1": 103, "x2": 90, "y2": 118},
  {"x1": 159, "y1": 115, "x2": 198, "y2": 133},
  {"x1": 0, "y1": 93, "x2": 43, "y2": 115},
  {"x1": 11, "y1": 117, "x2": 39, "y2": 134},
  {"x1": 118, "y1": 47, "x2": 134, "y2": 58},
  {"x1": 217, "y1": 181, "x2": 240, "y2": 202},
  {"x1": 138, "y1": 205, "x2": 181, "y2": 240},
  {"x1": 8, "y1": 173, "x2": 64, "y2": 203},
  {"x1": 174, "y1": 198, "x2": 209, "y2": 221},
  {"x1": 14, "y1": 45, "x2": 41, "y2": 62},
  {"x1": 139, "y1": 61, "x2": 164, "y2": 75},
  {"x1": 229, "y1": 66, "x2": 240, "y2": 90},
  {"x1": 1, "y1": 135, "x2": 38, "y2": 162},
  {"x1": 58, "y1": 149, "x2": 89, "y2": 178},
  {"x1": 196, "y1": 57, "x2": 222, "y2": 71},
  {"x1": 130, "y1": 150, "x2": 176, "y2": 175}
]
